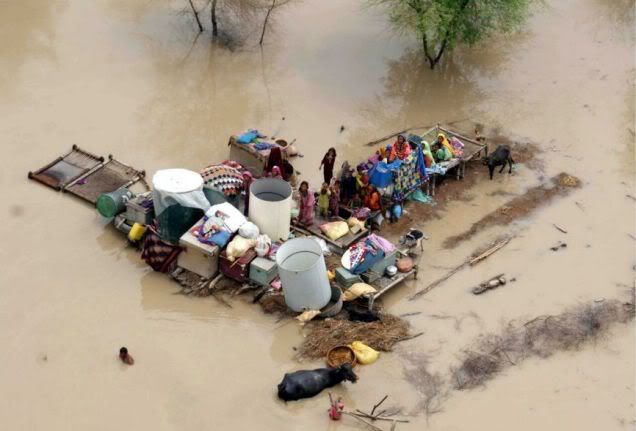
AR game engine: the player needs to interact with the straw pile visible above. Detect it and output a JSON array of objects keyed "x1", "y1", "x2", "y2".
[{"x1": 299, "y1": 313, "x2": 410, "y2": 359}]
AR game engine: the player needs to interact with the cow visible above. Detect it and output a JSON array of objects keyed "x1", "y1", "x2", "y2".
[
  {"x1": 482, "y1": 145, "x2": 515, "y2": 180},
  {"x1": 277, "y1": 363, "x2": 358, "y2": 401}
]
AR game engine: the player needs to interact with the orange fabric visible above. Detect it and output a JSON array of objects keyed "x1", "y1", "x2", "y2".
[{"x1": 365, "y1": 191, "x2": 381, "y2": 211}]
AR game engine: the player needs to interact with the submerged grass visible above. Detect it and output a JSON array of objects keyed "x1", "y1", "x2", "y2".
[{"x1": 451, "y1": 299, "x2": 635, "y2": 389}]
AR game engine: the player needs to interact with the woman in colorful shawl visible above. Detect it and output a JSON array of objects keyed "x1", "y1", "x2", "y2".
[
  {"x1": 265, "y1": 147, "x2": 287, "y2": 180},
  {"x1": 436, "y1": 132, "x2": 455, "y2": 157},
  {"x1": 319, "y1": 147, "x2": 337, "y2": 184},
  {"x1": 388, "y1": 134, "x2": 412, "y2": 162},
  {"x1": 296, "y1": 181, "x2": 315, "y2": 226},
  {"x1": 421, "y1": 140, "x2": 436, "y2": 168}
]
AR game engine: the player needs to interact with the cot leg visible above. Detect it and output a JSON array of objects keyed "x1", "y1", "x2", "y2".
[{"x1": 367, "y1": 295, "x2": 375, "y2": 312}]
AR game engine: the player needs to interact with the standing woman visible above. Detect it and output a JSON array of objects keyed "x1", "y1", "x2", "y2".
[
  {"x1": 242, "y1": 171, "x2": 253, "y2": 216},
  {"x1": 319, "y1": 147, "x2": 337, "y2": 184}
]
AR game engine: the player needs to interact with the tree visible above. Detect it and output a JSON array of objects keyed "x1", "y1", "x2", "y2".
[{"x1": 370, "y1": 0, "x2": 533, "y2": 69}]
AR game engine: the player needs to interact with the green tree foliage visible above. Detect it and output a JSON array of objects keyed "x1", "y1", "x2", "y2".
[{"x1": 371, "y1": 0, "x2": 533, "y2": 69}]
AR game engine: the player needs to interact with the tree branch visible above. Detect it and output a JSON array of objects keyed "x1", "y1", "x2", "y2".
[
  {"x1": 211, "y1": 0, "x2": 218, "y2": 36},
  {"x1": 259, "y1": 0, "x2": 276, "y2": 45},
  {"x1": 187, "y1": 0, "x2": 204, "y2": 32}
]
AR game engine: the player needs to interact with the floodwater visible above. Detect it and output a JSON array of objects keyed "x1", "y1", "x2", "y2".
[{"x1": 0, "y1": 0, "x2": 634, "y2": 429}]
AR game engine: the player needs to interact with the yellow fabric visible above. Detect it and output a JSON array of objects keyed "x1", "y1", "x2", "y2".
[
  {"x1": 342, "y1": 283, "x2": 376, "y2": 301},
  {"x1": 350, "y1": 341, "x2": 380, "y2": 365},
  {"x1": 320, "y1": 221, "x2": 349, "y2": 241},
  {"x1": 437, "y1": 132, "x2": 455, "y2": 157}
]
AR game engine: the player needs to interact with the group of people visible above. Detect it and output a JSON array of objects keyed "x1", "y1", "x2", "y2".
[
  {"x1": 293, "y1": 147, "x2": 384, "y2": 227},
  {"x1": 249, "y1": 130, "x2": 462, "y2": 228}
]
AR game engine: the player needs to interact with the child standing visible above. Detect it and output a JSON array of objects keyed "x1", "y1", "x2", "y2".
[
  {"x1": 329, "y1": 180, "x2": 340, "y2": 217},
  {"x1": 317, "y1": 182, "x2": 331, "y2": 218}
]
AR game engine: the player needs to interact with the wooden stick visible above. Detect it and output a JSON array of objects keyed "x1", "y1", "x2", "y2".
[
  {"x1": 552, "y1": 224, "x2": 568, "y2": 234},
  {"x1": 409, "y1": 262, "x2": 467, "y2": 300},
  {"x1": 365, "y1": 125, "x2": 430, "y2": 147},
  {"x1": 396, "y1": 331, "x2": 424, "y2": 343},
  {"x1": 207, "y1": 273, "x2": 224, "y2": 291},
  {"x1": 350, "y1": 412, "x2": 410, "y2": 424},
  {"x1": 371, "y1": 395, "x2": 388, "y2": 416},
  {"x1": 344, "y1": 413, "x2": 384, "y2": 431},
  {"x1": 399, "y1": 312, "x2": 422, "y2": 317},
  {"x1": 211, "y1": 292, "x2": 232, "y2": 308},
  {"x1": 469, "y1": 237, "x2": 511, "y2": 266}
]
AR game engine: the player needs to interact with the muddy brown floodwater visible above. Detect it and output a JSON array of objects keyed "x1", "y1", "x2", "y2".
[{"x1": 0, "y1": 0, "x2": 634, "y2": 430}]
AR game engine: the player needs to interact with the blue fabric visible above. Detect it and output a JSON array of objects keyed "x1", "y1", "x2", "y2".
[
  {"x1": 415, "y1": 145, "x2": 428, "y2": 179},
  {"x1": 198, "y1": 230, "x2": 232, "y2": 248},
  {"x1": 237, "y1": 130, "x2": 258, "y2": 144},
  {"x1": 408, "y1": 134, "x2": 423, "y2": 146},
  {"x1": 369, "y1": 160, "x2": 402, "y2": 188},
  {"x1": 351, "y1": 243, "x2": 385, "y2": 275},
  {"x1": 426, "y1": 165, "x2": 447, "y2": 175},
  {"x1": 254, "y1": 142, "x2": 275, "y2": 151}
]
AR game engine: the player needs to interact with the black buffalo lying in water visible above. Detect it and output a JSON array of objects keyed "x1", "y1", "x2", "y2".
[{"x1": 277, "y1": 363, "x2": 358, "y2": 401}]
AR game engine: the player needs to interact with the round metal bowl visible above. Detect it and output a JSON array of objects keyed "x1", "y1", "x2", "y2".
[{"x1": 385, "y1": 265, "x2": 398, "y2": 277}]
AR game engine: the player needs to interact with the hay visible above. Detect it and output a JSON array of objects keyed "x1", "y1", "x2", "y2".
[
  {"x1": 299, "y1": 313, "x2": 410, "y2": 359},
  {"x1": 451, "y1": 299, "x2": 635, "y2": 389}
]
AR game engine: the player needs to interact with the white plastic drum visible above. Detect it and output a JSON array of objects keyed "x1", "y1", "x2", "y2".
[
  {"x1": 248, "y1": 178, "x2": 292, "y2": 241},
  {"x1": 276, "y1": 238, "x2": 331, "y2": 312}
]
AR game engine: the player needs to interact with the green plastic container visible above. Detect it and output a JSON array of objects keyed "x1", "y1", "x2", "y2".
[
  {"x1": 156, "y1": 205, "x2": 204, "y2": 245},
  {"x1": 96, "y1": 188, "x2": 132, "y2": 218}
]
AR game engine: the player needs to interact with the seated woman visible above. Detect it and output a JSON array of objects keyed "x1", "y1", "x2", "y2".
[
  {"x1": 422, "y1": 140, "x2": 436, "y2": 167},
  {"x1": 296, "y1": 181, "x2": 315, "y2": 227},
  {"x1": 265, "y1": 147, "x2": 288, "y2": 180},
  {"x1": 436, "y1": 132, "x2": 455, "y2": 157},
  {"x1": 364, "y1": 184, "x2": 382, "y2": 212},
  {"x1": 432, "y1": 141, "x2": 452, "y2": 163},
  {"x1": 388, "y1": 134, "x2": 412, "y2": 162},
  {"x1": 364, "y1": 184, "x2": 384, "y2": 228}
]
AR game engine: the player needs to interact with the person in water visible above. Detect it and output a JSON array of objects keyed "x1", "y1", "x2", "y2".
[
  {"x1": 388, "y1": 134, "x2": 412, "y2": 162},
  {"x1": 119, "y1": 347, "x2": 134, "y2": 365},
  {"x1": 296, "y1": 181, "x2": 315, "y2": 226},
  {"x1": 319, "y1": 147, "x2": 337, "y2": 184}
]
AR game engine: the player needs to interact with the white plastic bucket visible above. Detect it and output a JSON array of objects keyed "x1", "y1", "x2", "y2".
[
  {"x1": 249, "y1": 178, "x2": 292, "y2": 242},
  {"x1": 276, "y1": 238, "x2": 331, "y2": 312}
]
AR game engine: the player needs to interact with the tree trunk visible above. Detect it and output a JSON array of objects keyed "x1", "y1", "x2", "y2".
[
  {"x1": 259, "y1": 0, "x2": 276, "y2": 45},
  {"x1": 422, "y1": 34, "x2": 436, "y2": 69},
  {"x1": 187, "y1": 0, "x2": 203, "y2": 32},
  {"x1": 211, "y1": 0, "x2": 218, "y2": 37}
]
